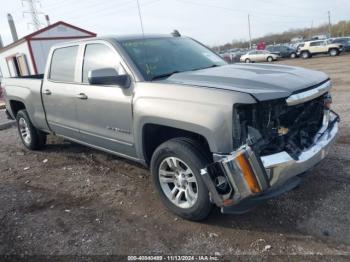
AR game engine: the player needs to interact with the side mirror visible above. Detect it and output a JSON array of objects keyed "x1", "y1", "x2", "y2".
[{"x1": 88, "y1": 68, "x2": 131, "y2": 88}]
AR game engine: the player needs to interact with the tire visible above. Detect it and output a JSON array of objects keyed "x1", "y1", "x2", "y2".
[
  {"x1": 16, "y1": 110, "x2": 46, "y2": 150},
  {"x1": 290, "y1": 53, "x2": 297, "y2": 58},
  {"x1": 245, "y1": 58, "x2": 251, "y2": 63},
  {"x1": 329, "y1": 48, "x2": 339, "y2": 56},
  {"x1": 301, "y1": 51, "x2": 310, "y2": 59},
  {"x1": 150, "y1": 138, "x2": 212, "y2": 221},
  {"x1": 267, "y1": 56, "x2": 273, "y2": 62}
]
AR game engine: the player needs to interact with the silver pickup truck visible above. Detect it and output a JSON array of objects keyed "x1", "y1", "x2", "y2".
[{"x1": 3, "y1": 35, "x2": 339, "y2": 220}]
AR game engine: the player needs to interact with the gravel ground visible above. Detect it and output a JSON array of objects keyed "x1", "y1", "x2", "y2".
[
  {"x1": 0, "y1": 54, "x2": 350, "y2": 259},
  {"x1": 0, "y1": 109, "x2": 8, "y2": 122}
]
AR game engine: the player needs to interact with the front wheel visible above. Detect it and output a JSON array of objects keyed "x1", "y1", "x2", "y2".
[
  {"x1": 16, "y1": 110, "x2": 46, "y2": 150},
  {"x1": 267, "y1": 56, "x2": 273, "y2": 62},
  {"x1": 150, "y1": 138, "x2": 212, "y2": 221},
  {"x1": 290, "y1": 53, "x2": 297, "y2": 58},
  {"x1": 329, "y1": 48, "x2": 339, "y2": 56}
]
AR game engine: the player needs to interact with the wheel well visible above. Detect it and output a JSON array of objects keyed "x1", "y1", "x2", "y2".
[
  {"x1": 142, "y1": 124, "x2": 212, "y2": 165},
  {"x1": 10, "y1": 100, "x2": 26, "y2": 117}
]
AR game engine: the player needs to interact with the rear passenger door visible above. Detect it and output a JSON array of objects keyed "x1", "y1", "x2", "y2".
[
  {"x1": 309, "y1": 41, "x2": 323, "y2": 54},
  {"x1": 43, "y1": 45, "x2": 81, "y2": 140},
  {"x1": 74, "y1": 41, "x2": 136, "y2": 158}
]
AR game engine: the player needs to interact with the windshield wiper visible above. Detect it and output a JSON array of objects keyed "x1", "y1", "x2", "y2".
[
  {"x1": 151, "y1": 71, "x2": 180, "y2": 81},
  {"x1": 190, "y1": 64, "x2": 221, "y2": 71}
]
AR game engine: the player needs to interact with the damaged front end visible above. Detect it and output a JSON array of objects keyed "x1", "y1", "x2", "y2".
[{"x1": 201, "y1": 87, "x2": 340, "y2": 213}]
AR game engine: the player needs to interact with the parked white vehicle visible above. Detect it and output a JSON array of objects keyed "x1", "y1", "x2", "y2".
[{"x1": 240, "y1": 50, "x2": 279, "y2": 63}]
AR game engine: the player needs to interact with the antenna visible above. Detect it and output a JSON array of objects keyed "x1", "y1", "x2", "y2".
[
  {"x1": 136, "y1": 0, "x2": 145, "y2": 36},
  {"x1": 22, "y1": 0, "x2": 43, "y2": 31}
]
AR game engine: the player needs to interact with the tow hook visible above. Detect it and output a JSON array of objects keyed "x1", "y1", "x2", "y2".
[{"x1": 201, "y1": 145, "x2": 269, "y2": 208}]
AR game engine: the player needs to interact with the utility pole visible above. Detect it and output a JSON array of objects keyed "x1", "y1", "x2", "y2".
[
  {"x1": 22, "y1": 0, "x2": 43, "y2": 31},
  {"x1": 327, "y1": 10, "x2": 332, "y2": 37},
  {"x1": 248, "y1": 14, "x2": 252, "y2": 49},
  {"x1": 309, "y1": 20, "x2": 313, "y2": 38}
]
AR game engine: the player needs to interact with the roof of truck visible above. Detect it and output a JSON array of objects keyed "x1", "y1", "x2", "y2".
[
  {"x1": 55, "y1": 34, "x2": 178, "y2": 45},
  {"x1": 107, "y1": 34, "x2": 174, "y2": 41}
]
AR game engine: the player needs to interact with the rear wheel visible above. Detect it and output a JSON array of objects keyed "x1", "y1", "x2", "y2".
[
  {"x1": 267, "y1": 56, "x2": 273, "y2": 62},
  {"x1": 245, "y1": 58, "x2": 251, "y2": 63},
  {"x1": 16, "y1": 110, "x2": 46, "y2": 150},
  {"x1": 301, "y1": 51, "x2": 310, "y2": 59},
  {"x1": 150, "y1": 138, "x2": 212, "y2": 221},
  {"x1": 290, "y1": 53, "x2": 297, "y2": 58}
]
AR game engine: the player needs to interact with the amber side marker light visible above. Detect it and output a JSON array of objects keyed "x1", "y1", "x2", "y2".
[
  {"x1": 324, "y1": 93, "x2": 332, "y2": 109},
  {"x1": 236, "y1": 152, "x2": 261, "y2": 194}
]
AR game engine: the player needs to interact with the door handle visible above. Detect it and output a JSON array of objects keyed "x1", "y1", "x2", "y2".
[
  {"x1": 43, "y1": 89, "x2": 52, "y2": 95},
  {"x1": 76, "y1": 93, "x2": 88, "y2": 100}
]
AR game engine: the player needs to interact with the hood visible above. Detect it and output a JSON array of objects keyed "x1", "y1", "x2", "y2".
[{"x1": 162, "y1": 64, "x2": 329, "y2": 101}]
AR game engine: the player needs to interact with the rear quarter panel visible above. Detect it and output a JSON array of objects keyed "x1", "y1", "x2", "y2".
[{"x1": 4, "y1": 78, "x2": 49, "y2": 130}]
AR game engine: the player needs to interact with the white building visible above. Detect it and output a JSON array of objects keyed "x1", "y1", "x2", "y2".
[{"x1": 0, "y1": 21, "x2": 96, "y2": 78}]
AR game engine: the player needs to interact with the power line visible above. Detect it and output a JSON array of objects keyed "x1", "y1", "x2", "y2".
[
  {"x1": 60, "y1": 0, "x2": 161, "y2": 24},
  {"x1": 42, "y1": 0, "x2": 134, "y2": 19},
  {"x1": 174, "y1": 0, "x2": 325, "y2": 20}
]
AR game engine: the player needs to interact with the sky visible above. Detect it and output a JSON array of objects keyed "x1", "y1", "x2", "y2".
[{"x1": 1, "y1": 0, "x2": 350, "y2": 47}]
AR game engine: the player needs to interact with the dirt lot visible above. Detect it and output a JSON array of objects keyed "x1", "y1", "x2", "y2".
[{"x1": 1, "y1": 54, "x2": 350, "y2": 259}]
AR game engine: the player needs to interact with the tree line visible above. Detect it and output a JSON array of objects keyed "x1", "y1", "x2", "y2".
[{"x1": 214, "y1": 20, "x2": 350, "y2": 51}]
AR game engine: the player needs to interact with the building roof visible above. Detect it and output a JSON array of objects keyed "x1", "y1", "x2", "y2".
[{"x1": 0, "y1": 21, "x2": 96, "y2": 53}]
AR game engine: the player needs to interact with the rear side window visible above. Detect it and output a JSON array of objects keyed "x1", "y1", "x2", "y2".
[
  {"x1": 310, "y1": 41, "x2": 322, "y2": 46},
  {"x1": 49, "y1": 46, "x2": 78, "y2": 82},
  {"x1": 82, "y1": 44, "x2": 119, "y2": 83}
]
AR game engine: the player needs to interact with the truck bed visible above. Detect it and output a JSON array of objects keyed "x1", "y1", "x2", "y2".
[{"x1": 3, "y1": 76, "x2": 48, "y2": 131}]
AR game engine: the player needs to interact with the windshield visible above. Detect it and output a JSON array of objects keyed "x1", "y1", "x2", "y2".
[{"x1": 119, "y1": 37, "x2": 226, "y2": 80}]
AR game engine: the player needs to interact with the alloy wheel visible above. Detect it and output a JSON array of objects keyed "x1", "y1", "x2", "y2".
[
  {"x1": 158, "y1": 157, "x2": 198, "y2": 209},
  {"x1": 19, "y1": 117, "x2": 31, "y2": 145}
]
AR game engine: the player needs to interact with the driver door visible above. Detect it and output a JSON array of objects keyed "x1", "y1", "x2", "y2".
[{"x1": 74, "y1": 42, "x2": 136, "y2": 157}]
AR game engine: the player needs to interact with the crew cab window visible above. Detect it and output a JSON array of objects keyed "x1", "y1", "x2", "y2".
[
  {"x1": 82, "y1": 44, "x2": 120, "y2": 83},
  {"x1": 49, "y1": 46, "x2": 78, "y2": 82}
]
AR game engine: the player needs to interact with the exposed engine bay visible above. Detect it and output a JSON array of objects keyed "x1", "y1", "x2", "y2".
[
  {"x1": 201, "y1": 91, "x2": 340, "y2": 213},
  {"x1": 233, "y1": 93, "x2": 332, "y2": 159}
]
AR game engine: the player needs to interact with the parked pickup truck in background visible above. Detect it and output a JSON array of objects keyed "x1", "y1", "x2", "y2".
[{"x1": 3, "y1": 35, "x2": 339, "y2": 220}]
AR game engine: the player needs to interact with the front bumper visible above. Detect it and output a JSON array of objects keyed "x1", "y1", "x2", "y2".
[{"x1": 201, "y1": 111, "x2": 339, "y2": 213}]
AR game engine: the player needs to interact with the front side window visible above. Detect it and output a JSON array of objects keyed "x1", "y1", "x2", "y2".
[
  {"x1": 49, "y1": 46, "x2": 78, "y2": 82},
  {"x1": 82, "y1": 43, "x2": 120, "y2": 83},
  {"x1": 120, "y1": 37, "x2": 226, "y2": 80}
]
